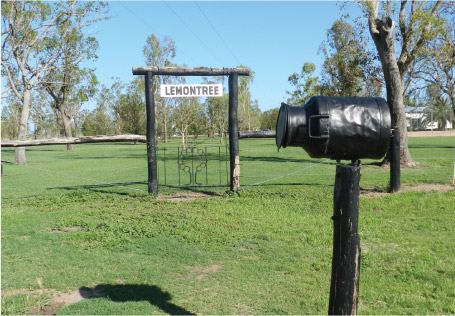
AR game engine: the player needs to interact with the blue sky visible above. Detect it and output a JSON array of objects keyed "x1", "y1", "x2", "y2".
[{"x1": 87, "y1": 1, "x2": 363, "y2": 112}]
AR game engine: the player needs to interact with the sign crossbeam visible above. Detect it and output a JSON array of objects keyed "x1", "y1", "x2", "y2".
[{"x1": 132, "y1": 66, "x2": 250, "y2": 76}]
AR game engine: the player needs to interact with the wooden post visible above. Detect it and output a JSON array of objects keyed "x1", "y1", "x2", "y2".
[
  {"x1": 145, "y1": 71, "x2": 158, "y2": 195},
  {"x1": 329, "y1": 164, "x2": 361, "y2": 315},
  {"x1": 228, "y1": 73, "x2": 240, "y2": 191},
  {"x1": 389, "y1": 129, "x2": 400, "y2": 193}
]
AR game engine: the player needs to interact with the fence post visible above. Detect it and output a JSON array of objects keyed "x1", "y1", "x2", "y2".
[
  {"x1": 164, "y1": 147, "x2": 167, "y2": 186},
  {"x1": 145, "y1": 71, "x2": 158, "y2": 195},
  {"x1": 329, "y1": 163, "x2": 361, "y2": 315},
  {"x1": 228, "y1": 73, "x2": 240, "y2": 191},
  {"x1": 389, "y1": 129, "x2": 400, "y2": 193}
]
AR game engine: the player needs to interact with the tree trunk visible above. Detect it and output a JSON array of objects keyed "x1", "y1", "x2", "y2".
[
  {"x1": 181, "y1": 126, "x2": 186, "y2": 150},
  {"x1": 62, "y1": 113, "x2": 74, "y2": 151},
  {"x1": 163, "y1": 111, "x2": 168, "y2": 143},
  {"x1": 15, "y1": 88, "x2": 32, "y2": 165},
  {"x1": 184, "y1": 128, "x2": 188, "y2": 147},
  {"x1": 369, "y1": 16, "x2": 416, "y2": 166}
]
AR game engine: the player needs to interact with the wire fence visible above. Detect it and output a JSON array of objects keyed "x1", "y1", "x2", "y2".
[{"x1": 1, "y1": 137, "x2": 454, "y2": 198}]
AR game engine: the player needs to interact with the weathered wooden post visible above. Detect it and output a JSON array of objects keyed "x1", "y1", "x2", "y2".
[
  {"x1": 389, "y1": 128, "x2": 400, "y2": 193},
  {"x1": 328, "y1": 163, "x2": 361, "y2": 315},
  {"x1": 228, "y1": 73, "x2": 240, "y2": 191},
  {"x1": 145, "y1": 71, "x2": 158, "y2": 195}
]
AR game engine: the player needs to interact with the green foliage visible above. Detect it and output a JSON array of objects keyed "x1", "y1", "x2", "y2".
[
  {"x1": 82, "y1": 85, "x2": 117, "y2": 136},
  {"x1": 1, "y1": 95, "x2": 21, "y2": 140},
  {"x1": 319, "y1": 19, "x2": 381, "y2": 97},
  {"x1": 113, "y1": 81, "x2": 146, "y2": 135},
  {"x1": 286, "y1": 62, "x2": 319, "y2": 105},
  {"x1": 143, "y1": 33, "x2": 177, "y2": 142},
  {"x1": 423, "y1": 86, "x2": 452, "y2": 130},
  {"x1": 237, "y1": 65, "x2": 261, "y2": 131},
  {"x1": 260, "y1": 107, "x2": 280, "y2": 130},
  {"x1": 204, "y1": 78, "x2": 229, "y2": 142}
]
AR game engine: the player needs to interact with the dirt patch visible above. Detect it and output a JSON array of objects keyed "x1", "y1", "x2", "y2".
[
  {"x1": 157, "y1": 192, "x2": 223, "y2": 202},
  {"x1": 361, "y1": 183, "x2": 454, "y2": 198},
  {"x1": 408, "y1": 130, "x2": 455, "y2": 137},
  {"x1": 184, "y1": 264, "x2": 223, "y2": 280},
  {"x1": 2, "y1": 287, "x2": 105, "y2": 315},
  {"x1": 49, "y1": 226, "x2": 81, "y2": 233}
]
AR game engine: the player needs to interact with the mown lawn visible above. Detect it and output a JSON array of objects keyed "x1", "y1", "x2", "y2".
[{"x1": 1, "y1": 136, "x2": 455, "y2": 315}]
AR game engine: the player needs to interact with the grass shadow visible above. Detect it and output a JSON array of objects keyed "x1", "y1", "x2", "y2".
[
  {"x1": 46, "y1": 182, "x2": 228, "y2": 197},
  {"x1": 240, "y1": 155, "x2": 334, "y2": 164},
  {"x1": 408, "y1": 145, "x2": 455, "y2": 149},
  {"x1": 79, "y1": 284, "x2": 195, "y2": 315},
  {"x1": 46, "y1": 181, "x2": 148, "y2": 196}
]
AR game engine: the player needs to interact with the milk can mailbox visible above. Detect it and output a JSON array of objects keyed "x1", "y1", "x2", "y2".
[{"x1": 276, "y1": 96, "x2": 392, "y2": 160}]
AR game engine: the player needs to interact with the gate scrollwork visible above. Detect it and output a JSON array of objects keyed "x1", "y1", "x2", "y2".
[{"x1": 178, "y1": 146, "x2": 208, "y2": 186}]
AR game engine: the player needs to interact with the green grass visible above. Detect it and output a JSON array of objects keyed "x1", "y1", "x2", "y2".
[{"x1": 2, "y1": 136, "x2": 455, "y2": 314}]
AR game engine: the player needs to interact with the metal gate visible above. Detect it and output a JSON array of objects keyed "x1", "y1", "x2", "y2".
[{"x1": 157, "y1": 145, "x2": 229, "y2": 187}]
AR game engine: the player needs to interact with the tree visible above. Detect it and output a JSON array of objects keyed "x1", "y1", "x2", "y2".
[
  {"x1": 81, "y1": 85, "x2": 116, "y2": 136},
  {"x1": 1, "y1": 93, "x2": 21, "y2": 140},
  {"x1": 173, "y1": 97, "x2": 201, "y2": 149},
  {"x1": 113, "y1": 80, "x2": 146, "y2": 135},
  {"x1": 1, "y1": 0, "x2": 107, "y2": 164},
  {"x1": 414, "y1": 10, "x2": 455, "y2": 121},
  {"x1": 260, "y1": 108, "x2": 280, "y2": 131},
  {"x1": 363, "y1": 0, "x2": 446, "y2": 166},
  {"x1": 42, "y1": 1, "x2": 106, "y2": 150},
  {"x1": 237, "y1": 65, "x2": 261, "y2": 131},
  {"x1": 319, "y1": 19, "x2": 382, "y2": 97},
  {"x1": 29, "y1": 89, "x2": 59, "y2": 139},
  {"x1": 143, "y1": 34, "x2": 176, "y2": 143},
  {"x1": 423, "y1": 84, "x2": 452, "y2": 130},
  {"x1": 45, "y1": 68, "x2": 99, "y2": 149},
  {"x1": 204, "y1": 78, "x2": 229, "y2": 144},
  {"x1": 286, "y1": 62, "x2": 319, "y2": 105}
]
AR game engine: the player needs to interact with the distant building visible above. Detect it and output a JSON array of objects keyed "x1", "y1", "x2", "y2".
[{"x1": 405, "y1": 106, "x2": 453, "y2": 130}]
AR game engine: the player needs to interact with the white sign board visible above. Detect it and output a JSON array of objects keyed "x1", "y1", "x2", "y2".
[{"x1": 161, "y1": 84, "x2": 223, "y2": 98}]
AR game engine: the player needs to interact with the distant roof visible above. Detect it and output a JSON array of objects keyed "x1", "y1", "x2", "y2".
[{"x1": 405, "y1": 106, "x2": 426, "y2": 113}]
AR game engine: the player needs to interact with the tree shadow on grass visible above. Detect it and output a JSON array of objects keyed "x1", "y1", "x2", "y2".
[{"x1": 79, "y1": 284, "x2": 195, "y2": 315}]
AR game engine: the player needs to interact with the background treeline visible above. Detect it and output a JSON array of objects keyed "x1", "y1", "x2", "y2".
[{"x1": 2, "y1": 1, "x2": 454, "y2": 165}]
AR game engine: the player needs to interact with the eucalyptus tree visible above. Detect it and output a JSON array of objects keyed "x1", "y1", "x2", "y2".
[
  {"x1": 1, "y1": 93, "x2": 21, "y2": 140},
  {"x1": 1, "y1": 0, "x2": 108, "y2": 163},
  {"x1": 173, "y1": 97, "x2": 202, "y2": 150},
  {"x1": 42, "y1": 1, "x2": 106, "y2": 150},
  {"x1": 361, "y1": 0, "x2": 447, "y2": 166},
  {"x1": 260, "y1": 108, "x2": 280, "y2": 131},
  {"x1": 113, "y1": 79, "x2": 146, "y2": 135},
  {"x1": 143, "y1": 34, "x2": 176, "y2": 143},
  {"x1": 286, "y1": 62, "x2": 319, "y2": 105},
  {"x1": 414, "y1": 9, "x2": 455, "y2": 121},
  {"x1": 237, "y1": 65, "x2": 260, "y2": 131},
  {"x1": 203, "y1": 78, "x2": 229, "y2": 144},
  {"x1": 81, "y1": 85, "x2": 117, "y2": 136},
  {"x1": 319, "y1": 19, "x2": 382, "y2": 97}
]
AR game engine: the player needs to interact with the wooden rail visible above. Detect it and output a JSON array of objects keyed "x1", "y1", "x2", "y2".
[
  {"x1": 238, "y1": 131, "x2": 276, "y2": 139},
  {"x1": 1, "y1": 134, "x2": 146, "y2": 147}
]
